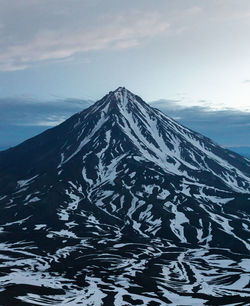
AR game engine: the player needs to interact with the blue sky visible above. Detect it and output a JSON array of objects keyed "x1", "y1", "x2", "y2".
[{"x1": 0, "y1": 0, "x2": 249, "y2": 154}]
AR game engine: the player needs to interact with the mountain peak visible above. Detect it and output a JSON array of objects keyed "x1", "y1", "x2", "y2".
[
  {"x1": 108, "y1": 86, "x2": 129, "y2": 96},
  {"x1": 113, "y1": 86, "x2": 127, "y2": 93},
  {"x1": 110, "y1": 86, "x2": 135, "y2": 104},
  {"x1": 91, "y1": 86, "x2": 143, "y2": 114}
]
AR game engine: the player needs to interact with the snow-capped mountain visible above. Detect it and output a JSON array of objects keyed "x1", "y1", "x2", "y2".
[{"x1": 0, "y1": 87, "x2": 249, "y2": 305}]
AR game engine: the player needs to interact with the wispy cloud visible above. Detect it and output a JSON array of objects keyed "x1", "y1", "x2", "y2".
[
  {"x1": 15, "y1": 115, "x2": 69, "y2": 127},
  {"x1": 0, "y1": 11, "x2": 169, "y2": 71}
]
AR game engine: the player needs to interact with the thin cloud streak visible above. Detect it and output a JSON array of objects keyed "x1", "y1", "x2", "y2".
[
  {"x1": 0, "y1": 96, "x2": 92, "y2": 126},
  {"x1": 0, "y1": 12, "x2": 169, "y2": 71}
]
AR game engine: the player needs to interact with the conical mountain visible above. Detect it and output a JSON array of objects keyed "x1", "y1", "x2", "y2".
[{"x1": 0, "y1": 87, "x2": 249, "y2": 305}]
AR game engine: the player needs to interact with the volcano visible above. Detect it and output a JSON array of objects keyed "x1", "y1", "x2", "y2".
[{"x1": 0, "y1": 87, "x2": 249, "y2": 305}]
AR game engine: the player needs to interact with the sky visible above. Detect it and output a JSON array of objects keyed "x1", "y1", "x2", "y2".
[{"x1": 0, "y1": 0, "x2": 249, "y2": 153}]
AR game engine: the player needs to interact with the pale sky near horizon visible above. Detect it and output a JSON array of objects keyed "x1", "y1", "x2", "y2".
[{"x1": 0, "y1": 0, "x2": 250, "y2": 111}]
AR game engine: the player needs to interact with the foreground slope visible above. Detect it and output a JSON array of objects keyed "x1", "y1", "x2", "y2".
[{"x1": 0, "y1": 87, "x2": 249, "y2": 305}]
